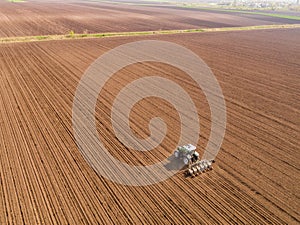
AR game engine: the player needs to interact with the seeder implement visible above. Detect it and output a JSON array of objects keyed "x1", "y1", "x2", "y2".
[{"x1": 186, "y1": 159, "x2": 214, "y2": 177}]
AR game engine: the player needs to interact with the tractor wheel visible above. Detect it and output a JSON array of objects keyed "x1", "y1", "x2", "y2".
[{"x1": 183, "y1": 157, "x2": 189, "y2": 165}]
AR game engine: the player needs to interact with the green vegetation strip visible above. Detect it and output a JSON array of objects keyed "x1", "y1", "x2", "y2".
[
  {"x1": 6, "y1": 0, "x2": 26, "y2": 2},
  {"x1": 1, "y1": 24, "x2": 300, "y2": 44}
]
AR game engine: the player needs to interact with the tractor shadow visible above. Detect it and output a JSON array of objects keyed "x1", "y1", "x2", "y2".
[
  {"x1": 164, "y1": 155, "x2": 186, "y2": 171},
  {"x1": 164, "y1": 157, "x2": 193, "y2": 178}
]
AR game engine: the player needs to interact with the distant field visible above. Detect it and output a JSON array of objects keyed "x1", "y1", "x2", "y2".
[{"x1": 0, "y1": 0, "x2": 299, "y2": 37}]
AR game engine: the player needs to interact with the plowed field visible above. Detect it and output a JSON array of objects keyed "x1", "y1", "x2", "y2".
[
  {"x1": 0, "y1": 0, "x2": 299, "y2": 37},
  {"x1": 0, "y1": 28, "x2": 299, "y2": 224}
]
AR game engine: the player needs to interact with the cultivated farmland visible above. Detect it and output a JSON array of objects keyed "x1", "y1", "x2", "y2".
[
  {"x1": 0, "y1": 27, "x2": 299, "y2": 224},
  {"x1": 1, "y1": 0, "x2": 300, "y2": 224}
]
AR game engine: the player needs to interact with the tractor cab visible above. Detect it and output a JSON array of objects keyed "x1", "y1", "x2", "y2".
[{"x1": 174, "y1": 144, "x2": 198, "y2": 165}]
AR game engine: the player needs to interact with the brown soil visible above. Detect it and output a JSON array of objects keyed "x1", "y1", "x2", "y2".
[
  {"x1": 0, "y1": 0, "x2": 299, "y2": 37},
  {"x1": 0, "y1": 28, "x2": 299, "y2": 224}
]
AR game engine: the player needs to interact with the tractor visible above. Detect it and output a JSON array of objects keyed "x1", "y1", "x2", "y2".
[
  {"x1": 174, "y1": 144, "x2": 199, "y2": 165},
  {"x1": 174, "y1": 144, "x2": 214, "y2": 177}
]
